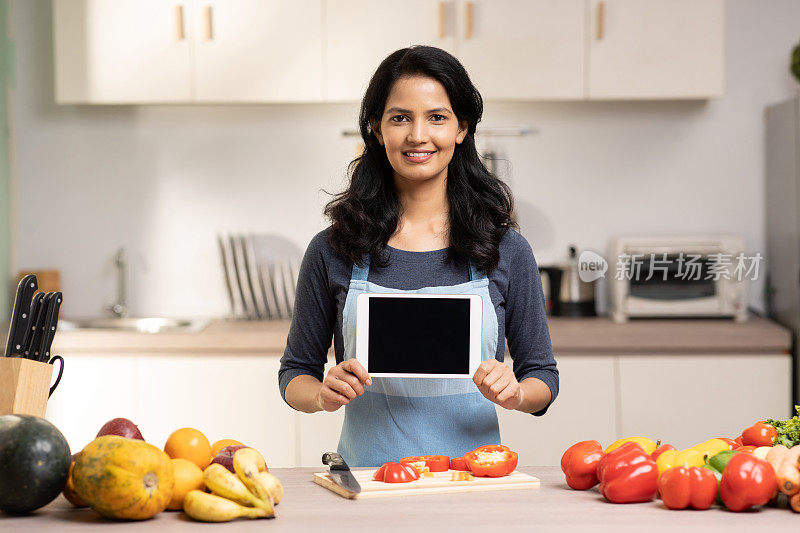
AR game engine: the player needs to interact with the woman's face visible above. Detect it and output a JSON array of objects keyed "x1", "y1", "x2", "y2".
[{"x1": 372, "y1": 75, "x2": 467, "y2": 184}]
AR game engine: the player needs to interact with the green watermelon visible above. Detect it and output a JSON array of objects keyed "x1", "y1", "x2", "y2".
[{"x1": 0, "y1": 415, "x2": 71, "y2": 514}]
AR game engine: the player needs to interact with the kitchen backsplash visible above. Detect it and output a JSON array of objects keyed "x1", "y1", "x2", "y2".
[{"x1": 9, "y1": 0, "x2": 800, "y2": 318}]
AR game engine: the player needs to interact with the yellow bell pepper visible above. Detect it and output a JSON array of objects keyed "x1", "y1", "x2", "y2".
[
  {"x1": 687, "y1": 438, "x2": 730, "y2": 458},
  {"x1": 604, "y1": 437, "x2": 657, "y2": 455},
  {"x1": 655, "y1": 449, "x2": 706, "y2": 476}
]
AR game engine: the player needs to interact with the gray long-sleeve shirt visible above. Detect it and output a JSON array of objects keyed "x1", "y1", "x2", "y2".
[{"x1": 278, "y1": 227, "x2": 559, "y2": 416}]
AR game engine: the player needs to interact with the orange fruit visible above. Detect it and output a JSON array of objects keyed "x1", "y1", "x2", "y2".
[
  {"x1": 167, "y1": 458, "x2": 204, "y2": 510},
  {"x1": 210, "y1": 439, "x2": 244, "y2": 458},
  {"x1": 164, "y1": 428, "x2": 212, "y2": 468}
]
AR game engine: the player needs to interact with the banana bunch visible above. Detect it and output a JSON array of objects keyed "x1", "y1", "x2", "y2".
[{"x1": 183, "y1": 447, "x2": 284, "y2": 522}]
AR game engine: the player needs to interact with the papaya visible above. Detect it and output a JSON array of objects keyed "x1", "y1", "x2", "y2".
[
  {"x1": 73, "y1": 435, "x2": 174, "y2": 520},
  {"x1": 62, "y1": 457, "x2": 88, "y2": 508}
]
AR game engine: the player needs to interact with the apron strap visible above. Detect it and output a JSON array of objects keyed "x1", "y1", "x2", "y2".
[
  {"x1": 468, "y1": 261, "x2": 483, "y2": 281},
  {"x1": 351, "y1": 254, "x2": 370, "y2": 281}
]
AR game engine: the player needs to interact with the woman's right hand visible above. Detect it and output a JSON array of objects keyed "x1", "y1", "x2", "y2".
[{"x1": 316, "y1": 359, "x2": 372, "y2": 412}]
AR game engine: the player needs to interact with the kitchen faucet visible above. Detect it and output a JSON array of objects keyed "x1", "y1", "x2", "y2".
[{"x1": 106, "y1": 247, "x2": 129, "y2": 318}]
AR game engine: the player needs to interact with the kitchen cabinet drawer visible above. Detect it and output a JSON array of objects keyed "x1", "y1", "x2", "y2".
[
  {"x1": 587, "y1": 0, "x2": 724, "y2": 99},
  {"x1": 496, "y1": 356, "x2": 617, "y2": 466},
  {"x1": 617, "y1": 354, "x2": 792, "y2": 448}
]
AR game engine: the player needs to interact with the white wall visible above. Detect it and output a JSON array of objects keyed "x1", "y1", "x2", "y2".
[{"x1": 9, "y1": 0, "x2": 800, "y2": 319}]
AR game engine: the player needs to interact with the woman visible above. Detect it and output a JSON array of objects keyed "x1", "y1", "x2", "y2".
[{"x1": 278, "y1": 46, "x2": 558, "y2": 467}]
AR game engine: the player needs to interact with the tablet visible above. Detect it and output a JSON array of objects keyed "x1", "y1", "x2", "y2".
[{"x1": 355, "y1": 293, "x2": 483, "y2": 378}]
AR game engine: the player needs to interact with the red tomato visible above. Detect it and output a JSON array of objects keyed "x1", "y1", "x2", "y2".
[
  {"x1": 465, "y1": 445, "x2": 518, "y2": 477},
  {"x1": 716, "y1": 438, "x2": 737, "y2": 450},
  {"x1": 400, "y1": 455, "x2": 450, "y2": 472},
  {"x1": 449, "y1": 456, "x2": 469, "y2": 471},
  {"x1": 736, "y1": 446, "x2": 758, "y2": 454},
  {"x1": 372, "y1": 462, "x2": 420, "y2": 483},
  {"x1": 741, "y1": 423, "x2": 777, "y2": 447}
]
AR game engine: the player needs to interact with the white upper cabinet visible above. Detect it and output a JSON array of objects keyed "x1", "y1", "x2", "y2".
[
  {"x1": 53, "y1": 0, "x2": 725, "y2": 103},
  {"x1": 454, "y1": 0, "x2": 585, "y2": 101},
  {"x1": 54, "y1": 0, "x2": 193, "y2": 103},
  {"x1": 587, "y1": 0, "x2": 724, "y2": 99},
  {"x1": 193, "y1": 0, "x2": 323, "y2": 102},
  {"x1": 323, "y1": 0, "x2": 456, "y2": 102}
]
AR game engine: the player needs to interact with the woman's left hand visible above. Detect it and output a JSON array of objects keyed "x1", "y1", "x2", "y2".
[{"x1": 473, "y1": 359, "x2": 524, "y2": 410}]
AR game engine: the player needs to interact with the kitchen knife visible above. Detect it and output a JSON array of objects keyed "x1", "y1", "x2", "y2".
[
  {"x1": 4, "y1": 274, "x2": 38, "y2": 356},
  {"x1": 26, "y1": 292, "x2": 53, "y2": 360},
  {"x1": 20, "y1": 292, "x2": 45, "y2": 358},
  {"x1": 322, "y1": 452, "x2": 361, "y2": 494},
  {"x1": 37, "y1": 292, "x2": 62, "y2": 362}
]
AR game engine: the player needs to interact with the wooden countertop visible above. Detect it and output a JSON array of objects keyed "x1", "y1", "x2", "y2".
[
  {"x1": 46, "y1": 315, "x2": 792, "y2": 355},
  {"x1": 5, "y1": 466, "x2": 797, "y2": 531}
]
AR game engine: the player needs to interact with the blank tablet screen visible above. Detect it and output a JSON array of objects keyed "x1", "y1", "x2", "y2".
[{"x1": 368, "y1": 297, "x2": 470, "y2": 374}]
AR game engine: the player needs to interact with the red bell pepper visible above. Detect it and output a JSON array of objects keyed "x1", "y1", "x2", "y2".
[
  {"x1": 597, "y1": 441, "x2": 658, "y2": 503},
  {"x1": 400, "y1": 455, "x2": 450, "y2": 472},
  {"x1": 717, "y1": 437, "x2": 737, "y2": 450},
  {"x1": 372, "y1": 462, "x2": 420, "y2": 483},
  {"x1": 464, "y1": 445, "x2": 518, "y2": 477},
  {"x1": 657, "y1": 465, "x2": 718, "y2": 510},
  {"x1": 741, "y1": 422, "x2": 777, "y2": 447},
  {"x1": 651, "y1": 444, "x2": 676, "y2": 462},
  {"x1": 560, "y1": 440, "x2": 604, "y2": 490},
  {"x1": 733, "y1": 436, "x2": 744, "y2": 449},
  {"x1": 736, "y1": 446, "x2": 757, "y2": 454},
  {"x1": 449, "y1": 456, "x2": 469, "y2": 471},
  {"x1": 719, "y1": 452, "x2": 778, "y2": 511}
]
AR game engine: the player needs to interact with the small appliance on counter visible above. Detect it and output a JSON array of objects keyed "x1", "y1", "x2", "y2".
[
  {"x1": 538, "y1": 246, "x2": 597, "y2": 318},
  {"x1": 608, "y1": 235, "x2": 749, "y2": 323}
]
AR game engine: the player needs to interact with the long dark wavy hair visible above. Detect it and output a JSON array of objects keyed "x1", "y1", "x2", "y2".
[{"x1": 324, "y1": 45, "x2": 516, "y2": 273}]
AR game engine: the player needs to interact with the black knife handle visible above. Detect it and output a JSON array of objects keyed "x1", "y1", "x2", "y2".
[
  {"x1": 38, "y1": 292, "x2": 62, "y2": 362},
  {"x1": 20, "y1": 292, "x2": 45, "y2": 358},
  {"x1": 27, "y1": 292, "x2": 52, "y2": 360},
  {"x1": 5, "y1": 274, "x2": 38, "y2": 356},
  {"x1": 322, "y1": 452, "x2": 350, "y2": 471}
]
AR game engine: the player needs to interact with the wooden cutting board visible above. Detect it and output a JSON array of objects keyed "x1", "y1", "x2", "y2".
[{"x1": 314, "y1": 469, "x2": 540, "y2": 499}]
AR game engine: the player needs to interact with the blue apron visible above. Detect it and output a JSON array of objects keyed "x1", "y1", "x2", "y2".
[{"x1": 337, "y1": 254, "x2": 500, "y2": 467}]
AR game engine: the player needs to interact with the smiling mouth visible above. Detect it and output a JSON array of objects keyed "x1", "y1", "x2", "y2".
[{"x1": 402, "y1": 150, "x2": 436, "y2": 159}]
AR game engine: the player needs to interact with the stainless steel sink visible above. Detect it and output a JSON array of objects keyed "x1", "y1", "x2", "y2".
[{"x1": 58, "y1": 317, "x2": 210, "y2": 333}]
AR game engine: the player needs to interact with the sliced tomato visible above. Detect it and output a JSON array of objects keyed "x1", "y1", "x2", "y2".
[
  {"x1": 400, "y1": 455, "x2": 450, "y2": 473},
  {"x1": 372, "y1": 462, "x2": 420, "y2": 483},
  {"x1": 449, "y1": 456, "x2": 470, "y2": 471},
  {"x1": 465, "y1": 445, "x2": 518, "y2": 477}
]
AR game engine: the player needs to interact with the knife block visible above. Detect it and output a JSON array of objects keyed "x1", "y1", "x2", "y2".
[{"x1": 0, "y1": 358, "x2": 54, "y2": 417}]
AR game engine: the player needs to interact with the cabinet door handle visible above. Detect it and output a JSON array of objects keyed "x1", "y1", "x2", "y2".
[
  {"x1": 465, "y1": 1, "x2": 473, "y2": 39},
  {"x1": 439, "y1": 2, "x2": 446, "y2": 38},
  {"x1": 203, "y1": 5, "x2": 214, "y2": 41},
  {"x1": 597, "y1": 1, "x2": 605, "y2": 40},
  {"x1": 174, "y1": 5, "x2": 185, "y2": 41}
]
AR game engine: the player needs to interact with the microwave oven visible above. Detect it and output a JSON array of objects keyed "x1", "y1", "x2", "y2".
[{"x1": 608, "y1": 235, "x2": 749, "y2": 323}]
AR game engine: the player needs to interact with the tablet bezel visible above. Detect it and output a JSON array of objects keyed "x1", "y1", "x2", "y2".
[{"x1": 354, "y1": 293, "x2": 483, "y2": 379}]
